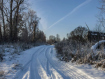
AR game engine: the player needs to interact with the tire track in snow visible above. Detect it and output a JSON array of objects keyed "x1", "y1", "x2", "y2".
[
  {"x1": 45, "y1": 46, "x2": 69, "y2": 79},
  {"x1": 37, "y1": 46, "x2": 63, "y2": 79},
  {"x1": 30, "y1": 47, "x2": 45, "y2": 79},
  {"x1": 36, "y1": 46, "x2": 52, "y2": 79},
  {"x1": 14, "y1": 46, "x2": 45, "y2": 79}
]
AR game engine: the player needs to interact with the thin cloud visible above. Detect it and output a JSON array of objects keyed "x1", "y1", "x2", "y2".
[
  {"x1": 36, "y1": 11, "x2": 48, "y2": 31},
  {"x1": 46, "y1": 0, "x2": 92, "y2": 31},
  {"x1": 40, "y1": 17, "x2": 48, "y2": 31}
]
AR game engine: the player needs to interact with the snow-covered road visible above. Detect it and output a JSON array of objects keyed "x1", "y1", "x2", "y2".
[{"x1": 13, "y1": 45, "x2": 98, "y2": 79}]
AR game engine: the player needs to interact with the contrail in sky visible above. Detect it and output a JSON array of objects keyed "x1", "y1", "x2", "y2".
[{"x1": 45, "y1": 0, "x2": 92, "y2": 31}]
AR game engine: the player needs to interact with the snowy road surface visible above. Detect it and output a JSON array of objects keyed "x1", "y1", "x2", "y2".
[{"x1": 13, "y1": 45, "x2": 102, "y2": 79}]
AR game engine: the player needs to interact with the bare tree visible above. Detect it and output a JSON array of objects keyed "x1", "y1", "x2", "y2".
[
  {"x1": 94, "y1": 24, "x2": 103, "y2": 32},
  {"x1": 0, "y1": 0, "x2": 6, "y2": 40},
  {"x1": 56, "y1": 34, "x2": 60, "y2": 42},
  {"x1": 13, "y1": 0, "x2": 25, "y2": 41},
  {"x1": 9, "y1": 0, "x2": 14, "y2": 41},
  {"x1": 20, "y1": 27, "x2": 28, "y2": 42},
  {"x1": 0, "y1": 0, "x2": 46, "y2": 43},
  {"x1": 97, "y1": 0, "x2": 105, "y2": 30},
  {"x1": 26, "y1": 9, "x2": 40, "y2": 42},
  {"x1": 69, "y1": 26, "x2": 88, "y2": 43}
]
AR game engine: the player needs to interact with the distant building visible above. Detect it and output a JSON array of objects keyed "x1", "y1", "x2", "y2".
[{"x1": 88, "y1": 31, "x2": 105, "y2": 42}]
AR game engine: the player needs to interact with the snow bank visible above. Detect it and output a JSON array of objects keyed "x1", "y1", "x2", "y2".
[{"x1": 91, "y1": 40, "x2": 105, "y2": 51}]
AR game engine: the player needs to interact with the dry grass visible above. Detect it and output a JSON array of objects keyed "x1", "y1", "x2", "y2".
[
  {"x1": 0, "y1": 71, "x2": 4, "y2": 77},
  {"x1": 12, "y1": 63, "x2": 22, "y2": 70}
]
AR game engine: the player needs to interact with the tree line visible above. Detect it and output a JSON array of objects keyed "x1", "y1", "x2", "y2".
[
  {"x1": 47, "y1": 26, "x2": 88, "y2": 45},
  {"x1": 0, "y1": 0, "x2": 46, "y2": 43},
  {"x1": 47, "y1": 34, "x2": 61, "y2": 44}
]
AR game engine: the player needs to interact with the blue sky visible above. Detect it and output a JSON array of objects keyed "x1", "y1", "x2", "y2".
[{"x1": 29, "y1": 0, "x2": 101, "y2": 39}]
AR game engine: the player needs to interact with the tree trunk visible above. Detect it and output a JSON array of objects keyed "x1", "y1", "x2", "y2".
[
  {"x1": 33, "y1": 24, "x2": 36, "y2": 42},
  {"x1": 0, "y1": 24, "x2": 2, "y2": 42},
  {"x1": 10, "y1": 0, "x2": 13, "y2": 41},
  {"x1": 1, "y1": 0, "x2": 5, "y2": 41},
  {"x1": 13, "y1": 2, "x2": 19, "y2": 42}
]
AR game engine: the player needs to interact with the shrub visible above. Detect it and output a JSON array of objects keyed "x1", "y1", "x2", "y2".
[{"x1": 55, "y1": 40, "x2": 105, "y2": 69}]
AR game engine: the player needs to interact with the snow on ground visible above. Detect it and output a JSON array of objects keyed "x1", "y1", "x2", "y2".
[
  {"x1": 0, "y1": 45, "x2": 105, "y2": 79},
  {"x1": 0, "y1": 45, "x2": 44, "y2": 79},
  {"x1": 91, "y1": 40, "x2": 105, "y2": 51}
]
